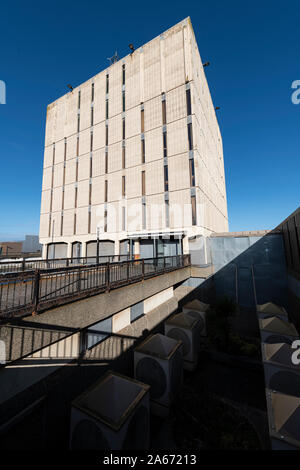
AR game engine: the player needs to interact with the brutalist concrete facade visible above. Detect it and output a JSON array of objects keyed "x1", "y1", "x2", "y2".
[{"x1": 39, "y1": 17, "x2": 228, "y2": 259}]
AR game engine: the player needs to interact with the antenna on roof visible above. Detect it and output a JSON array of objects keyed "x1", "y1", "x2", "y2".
[
  {"x1": 107, "y1": 51, "x2": 119, "y2": 65},
  {"x1": 128, "y1": 43, "x2": 135, "y2": 54}
]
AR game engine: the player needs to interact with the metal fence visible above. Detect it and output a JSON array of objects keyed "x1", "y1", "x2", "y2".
[
  {"x1": 0, "y1": 255, "x2": 190, "y2": 318},
  {"x1": 0, "y1": 254, "x2": 131, "y2": 274}
]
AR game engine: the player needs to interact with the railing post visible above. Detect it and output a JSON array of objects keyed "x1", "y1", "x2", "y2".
[
  {"x1": 142, "y1": 259, "x2": 145, "y2": 280},
  {"x1": 33, "y1": 269, "x2": 40, "y2": 315},
  {"x1": 127, "y1": 260, "x2": 130, "y2": 282},
  {"x1": 163, "y1": 256, "x2": 166, "y2": 271},
  {"x1": 77, "y1": 267, "x2": 81, "y2": 292}
]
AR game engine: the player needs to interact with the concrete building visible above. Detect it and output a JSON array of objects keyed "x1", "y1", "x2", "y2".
[{"x1": 39, "y1": 17, "x2": 228, "y2": 261}]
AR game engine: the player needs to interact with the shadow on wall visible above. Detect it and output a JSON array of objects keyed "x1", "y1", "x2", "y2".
[{"x1": 185, "y1": 231, "x2": 288, "y2": 313}]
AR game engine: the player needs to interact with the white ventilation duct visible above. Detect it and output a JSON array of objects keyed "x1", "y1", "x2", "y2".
[
  {"x1": 262, "y1": 342, "x2": 300, "y2": 396},
  {"x1": 164, "y1": 312, "x2": 202, "y2": 371},
  {"x1": 134, "y1": 333, "x2": 183, "y2": 416},
  {"x1": 259, "y1": 316, "x2": 298, "y2": 343},
  {"x1": 266, "y1": 389, "x2": 300, "y2": 450},
  {"x1": 70, "y1": 371, "x2": 150, "y2": 450}
]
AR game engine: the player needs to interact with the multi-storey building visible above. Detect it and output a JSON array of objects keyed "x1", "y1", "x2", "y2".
[{"x1": 39, "y1": 17, "x2": 228, "y2": 260}]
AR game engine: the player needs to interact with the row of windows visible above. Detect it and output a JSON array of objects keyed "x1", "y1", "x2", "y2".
[{"x1": 48, "y1": 83, "x2": 195, "y2": 232}]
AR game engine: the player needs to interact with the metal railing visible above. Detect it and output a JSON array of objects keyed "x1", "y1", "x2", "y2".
[
  {"x1": 0, "y1": 254, "x2": 131, "y2": 274},
  {"x1": 0, "y1": 254, "x2": 190, "y2": 318}
]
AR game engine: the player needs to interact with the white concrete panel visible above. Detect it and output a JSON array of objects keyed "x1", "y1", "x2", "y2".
[{"x1": 77, "y1": 179, "x2": 90, "y2": 207}]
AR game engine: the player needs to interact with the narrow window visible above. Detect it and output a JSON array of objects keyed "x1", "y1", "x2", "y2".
[
  {"x1": 142, "y1": 201, "x2": 146, "y2": 230},
  {"x1": 122, "y1": 118, "x2": 125, "y2": 140},
  {"x1": 141, "y1": 171, "x2": 145, "y2": 196},
  {"x1": 75, "y1": 159, "x2": 78, "y2": 181},
  {"x1": 186, "y1": 88, "x2": 192, "y2": 116},
  {"x1": 77, "y1": 114, "x2": 80, "y2": 133},
  {"x1": 89, "y1": 181, "x2": 92, "y2": 205},
  {"x1": 165, "y1": 200, "x2": 169, "y2": 227},
  {"x1": 122, "y1": 146, "x2": 126, "y2": 169},
  {"x1": 88, "y1": 206, "x2": 91, "y2": 234},
  {"x1": 52, "y1": 143, "x2": 55, "y2": 165},
  {"x1": 104, "y1": 208, "x2": 108, "y2": 232},
  {"x1": 122, "y1": 206, "x2": 126, "y2": 231},
  {"x1": 122, "y1": 91, "x2": 125, "y2": 112},
  {"x1": 76, "y1": 136, "x2": 79, "y2": 156},
  {"x1": 48, "y1": 214, "x2": 52, "y2": 238},
  {"x1": 122, "y1": 64, "x2": 125, "y2": 86},
  {"x1": 91, "y1": 107, "x2": 94, "y2": 126},
  {"x1": 187, "y1": 122, "x2": 193, "y2": 150},
  {"x1": 105, "y1": 151, "x2": 108, "y2": 174},
  {"x1": 163, "y1": 131, "x2": 167, "y2": 158},
  {"x1": 191, "y1": 195, "x2": 197, "y2": 226},
  {"x1": 90, "y1": 154, "x2": 93, "y2": 178},
  {"x1": 60, "y1": 212, "x2": 64, "y2": 236},
  {"x1": 64, "y1": 138, "x2": 67, "y2": 160},
  {"x1": 90, "y1": 131, "x2": 93, "y2": 152},
  {"x1": 74, "y1": 212, "x2": 77, "y2": 235},
  {"x1": 104, "y1": 180, "x2": 108, "y2": 202},
  {"x1": 62, "y1": 186, "x2": 65, "y2": 210},
  {"x1": 106, "y1": 74, "x2": 109, "y2": 94},
  {"x1": 122, "y1": 175, "x2": 126, "y2": 197},
  {"x1": 78, "y1": 91, "x2": 81, "y2": 109},
  {"x1": 106, "y1": 99, "x2": 109, "y2": 119},
  {"x1": 189, "y1": 158, "x2": 195, "y2": 187},
  {"x1": 162, "y1": 99, "x2": 166, "y2": 125},
  {"x1": 141, "y1": 137, "x2": 145, "y2": 164},
  {"x1": 164, "y1": 165, "x2": 169, "y2": 192},
  {"x1": 141, "y1": 108, "x2": 144, "y2": 133},
  {"x1": 91, "y1": 83, "x2": 94, "y2": 102},
  {"x1": 105, "y1": 124, "x2": 108, "y2": 146},
  {"x1": 74, "y1": 185, "x2": 78, "y2": 208}
]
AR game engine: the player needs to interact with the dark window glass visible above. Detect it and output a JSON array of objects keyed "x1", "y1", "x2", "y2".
[
  {"x1": 106, "y1": 74, "x2": 109, "y2": 94},
  {"x1": 188, "y1": 123, "x2": 193, "y2": 150},
  {"x1": 77, "y1": 114, "x2": 80, "y2": 133},
  {"x1": 106, "y1": 125, "x2": 108, "y2": 146},
  {"x1": 186, "y1": 88, "x2": 192, "y2": 116},
  {"x1": 122, "y1": 118, "x2": 125, "y2": 139},
  {"x1": 122, "y1": 64, "x2": 125, "y2": 85},
  {"x1": 162, "y1": 100, "x2": 167, "y2": 125},
  {"x1": 90, "y1": 132, "x2": 93, "y2": 151},
  {"x1": 165, "y1": 200, "x2": 169, "y2": 227},
  {"x1": 74, "y1": 212, "x2": 77, "y2": 234},
  {"x1": 163, "y1": 131, "x2": 167, "y2": 157},
  {"x1": 164, "y1": 165, "x2": 169, "y2": 192},
  {"x1": 122, "y1": 176, "x2": 126, "y2": 197},
  {"x1": 91, "y1": 107, "x2": 94, "y2": 126},
  {"x1": 122, "y1": 146, "x2": 126, "y2": 169},
  {"x1": 141, "y1": 171, "x2": 145, "y2": 195},
  {"x1": 189, "y1": 158, "x2": 195, "y2": 187},
  {"x1": 141, "y1": 139, "x2": 145, "y2": 164},
  {"x1": 106, "y1": 99, "x2": 109, "y2": 119},
  {"x1": 122, "y1": 91, "x2": 125, "y2": 112},
  {"x1": 78, "y1": 91, "x2": 81, "y2": 109},
  {"x1": 104, "y1": 180, "x2": 108, "y2": 202},
  {"x1": 191, "y1": 195, "x2": 197, "y2": 226},
  {"x1": 105, "y1": 152, "x2": 108, "y2": 173},
  {"x1": 141, "y1": 109, "x2": 144, "y2": 133},
  {"x1": 91, "y1": 83, "x2": 94, "y2": 102},
  {"x1": 76, "y1": 136, "x2": 79, "y2": 156}
]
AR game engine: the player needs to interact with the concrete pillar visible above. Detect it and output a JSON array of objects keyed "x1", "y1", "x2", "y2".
[
  {"x1": 182, "y1": 236, "x2": 189, "y2": 255},
  {"x1": 114, "y1": 240, "x2": 120, "y2": 257},
  {"x1": 42, "y1": 244, "x2": 48, "y2": 260},
  {"x1": 134, "y1": 240, "x2": 140, "y2": 257},
  {"x1": 67, "y1": 242, "x2": 72, "y2": 259},
  {"x1": 81, "y1": 242, "x2": 87, "y2": 258}
]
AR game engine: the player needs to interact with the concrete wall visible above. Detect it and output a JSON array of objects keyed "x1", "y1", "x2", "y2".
[{"x1": 210, "y1": 233, "x2": 287, "y2": 308}]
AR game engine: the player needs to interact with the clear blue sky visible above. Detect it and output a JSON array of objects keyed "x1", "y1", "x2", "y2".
[{"x1": 0, "y1": 0, "x2": 299, "y2": 240}]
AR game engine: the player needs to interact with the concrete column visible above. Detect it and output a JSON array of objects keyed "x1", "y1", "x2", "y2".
[
  {"x1": 42, "y1": 244, "x2": 48, "y2": 260},
  {"x1": 81, "y1": 242, "x2": 87, "y2": 258},
  {"x1": 182, "y1": 236, "x2": 189, "y2": 255},
  {"x1": 67, "y1": 242, "x2": 72, "y2": 259},
  {"x1": 134, "y1": 240, "x2": 140, "y2": 257},
  {"x1": 114, "y1": 240, "x2": 120, "y2": 256}
]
